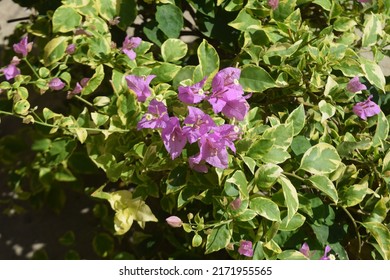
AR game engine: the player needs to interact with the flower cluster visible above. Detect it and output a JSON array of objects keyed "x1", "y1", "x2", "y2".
[
  {"x1": 1, "y1": 36, "x2": 33, "y2": 80},
  {"x1": 129, "y1": 67, "x2": 249, "y2": 172}
]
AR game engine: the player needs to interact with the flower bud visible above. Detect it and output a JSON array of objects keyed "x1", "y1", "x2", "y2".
[{"x1": 166, "y1": 216, "x2": 183, "y2": 228}]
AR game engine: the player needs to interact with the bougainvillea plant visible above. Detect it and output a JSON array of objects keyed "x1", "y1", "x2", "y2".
[{"x1": 0, "y1": 0, "x2": 389, "y2": 260}]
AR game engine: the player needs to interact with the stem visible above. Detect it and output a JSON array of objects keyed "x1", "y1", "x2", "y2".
[
  {"x1": 341, "y1": 206, "x2": 362, "y2": 257},
  {"x1": 283, "y1": 171, "x2": 305, "y2": 182},
  {"x1": 23, "y1": 58, "x2": 40, "y2": 79},
  {"x1": 0, "y1": 110, "x2": 130, "y2": 134},
  {"x1": 73, "y1": 95, "x2": 94, "y2": 107}
]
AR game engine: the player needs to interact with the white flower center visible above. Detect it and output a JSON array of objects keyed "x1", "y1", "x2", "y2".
[{"x1": 145, "y1": 113, "x2": 154, "y2": 121}]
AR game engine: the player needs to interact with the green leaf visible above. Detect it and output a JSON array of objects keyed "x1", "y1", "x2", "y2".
[
  {"x1": 229, "y1": 8, "x2": 262, "y2": 31},
  {"x1": 54, "y1": 165, "x2": 77, "y2": 182},
  {"x1": 372, "y1": 111, "x2": 389, "y2": 147},
  {"x1": 261, "y1": 147, "x2": 291, "y2": 164},
  {"x1": 166, "y1": 166, "x2": 187, "y2": 194},
  {"x1": 300, "y1": 143, "x2": 341, "y2": 175},
  {"x1": 96, "y1": 0, "x2": 116, "y2": 21},
  {"x1": 111, "y1": 69, "x2": 126, "y2": 95},
  {"x1": 43, "y1": 107, "x2": 62, "y2": 121},
  {"x1": 278, "y1": 250, "x2": 308, "y2": 260},
  {"x1": 156, "y1": 4, "x2": 183, "y2": 38},
  {"x1": 263, "y1": 239, "x2": 282, "y2": 258},
  {"x1": 339, "y1": 177, "x2": 368, "y2": 207},
  {"x1": 255, "y1": 163, "x2": 283, "y2": 190},
  {"x1": 362, "y1": 13, "x2": 382, "y2": 48},
  {"x1": 361, "y1": 58, "x2": 386, "y2": 92},
  {"x1": 247, "y1": 139, "x2": 273, "y2": 160},
  {"x1": 278, "y1": 176, "x2": 299, "y2": 225},
  {"x1": 91, "y1": 112, "x2": 110, "y2": 127},
  {"x1": 291, "y1": 136, "x2": 311, "y2": 156},
  {"x1": 279, "y1": 212, "x2": 306, "y2": 231},
  {"x1": 226, "y1": 170, "x2": 248, "y2": 199},
  {"x1": 383, "y1": 150, "x2": 390, "y2": 174},
  {"x1": 333, "y1": 57, "x2": 363, "y2": 78},
  {"x1": 265, "y1": 40, "x2": 303, "y2": 58},
  {"x1": 43, "y1": 36, "x2": 68, "y2": 66},
  {"x1": 364, "y1": 198, "x2": 388, "y2": 223},
  {"x1": 52, "y1": 6, "x2": 82, "y2": 33},
  {"x1": 285, "y1": 104, "x2": 305, "y2": 136},
  {"x1": 205, "y1": 223, "x2": 232, "y2": 254},
  {"x1": 93, "y1": 96, "x2": 110, "y2": 107},
  {"x1": 116, "y1": 0, "x2": 137, "y2": 30},
  {"x1": 362, "y1": 222, "x2": 390, "y2": 260},
  {"x1": 262, "y1": 123, "x2": 294, "y2": 150},
  {"x1": 161, "y1": 38, "x2": 188, "y2": 62},
  {"x1": 13, "y1": 100, "x2": 30, "y2": 115},
  {"x1": 250, "y1": 197, "x2": 281, "y2": 222},
  {"x1": 318, "y1": 100, "x2": 335, "y2": 122},
  {"x1": 81, "y1": 64, "x2": 105, "y2": 96},
  {"x1": 307, "y1": 174, "x2": 338, "y2": 203},
  {"x1": 173, "y1": 65, "x2": 196, "y2": 88},
  {"x1": 241, "y1": 156, "x2": 257, "y2": 174},
  {"x1": 151, "y1": 62, "x2": 181, "y2": 83},
  {"x1": 337, "y1": 139, "x2": 371, "y2": 158},
  {"x1": 333, "y1": 17, "x2": 357, "y2": 32},
  {"x1": 92, "y1": 233, "x2": 114, "y2": 258},
  {"x1": 239, "y1": 65, "x2": 276, "y2": 92},
  {"x1": 193, "y1": 40, "x2": 220, "y2": 84},
  {"x1": 74, "y1": 127, "x2": 88, "y2": 144},
  {"x1": 313, "y1": 0, "x2": 331, "y2": 11},
  {"x1": 16, "y1": 87, "x2": 29, "y2": 99}
]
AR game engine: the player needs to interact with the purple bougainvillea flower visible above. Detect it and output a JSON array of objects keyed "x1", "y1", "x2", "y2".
[
  {"x1": 137, "y1": 99, "x2": 170, "y2": 130},
  {"x1": 122, "y1": 35, "x2": 142, "y2": 60},
  {"x1": 1, "y1": 57, "x2": 21, "y2": 80},
  {"x1": 212, "y1": 67, "x2": 242, "y2": 93},
  {"x1": 182, "y1": 107, "x2": 216, "y2": 143},
  {"x1": 346, "y1": 76, "x2": 367, "y2": 92},
  {"x1": 13, "y1": 36, "x2": 33, "y2": 57},
  {"x1": 320, "y1": 245, "x2": 332, "y2": 260},
  {"x1": 221, "y1": 97, "x2": 250, "y2": 121},
  {"x1": 66, "y1": 44, "x2": 76, "y2": 55},
  {"x1": 67, "y1": 78, "x2": 90, "y2": 99},
  {"x1": 49, "y1": 77, "x2": 66, "y2": 91},
  {"x1": 268, "y1": 0, "x2": 279, "y2": 9},
  {"x1": 214, "y1": 124, "x2": 241, "y2": 153},
  {"x1": 353, "y1": 95, "x2": 380, "y2": 120},
  {"x1": 125, "y1": 74, "x2": 156, "y2": 102},
  {"x1": 195, "y1": 133, "x2": 229, "y2": 170},
  {"x1": 161, "y1": 117, "x2": 187, "y2": 160},
  {"x1": 2, "y1": 64, "x2": 21, "y2": 80},
  {"x1": 166, "y1": 216, "x2": 183, "y2": 228},
  {"x1": 207, "y1": 67, "x2": 249, "y2": 120},
  {"x1": 299, "y1": 242, "x2": 310, "y2": 258},
  {"x1": 178, "y1": 77, "x2": 208, "y2": 104},
  {"x1": 238, "y1": 240, "x2": 253, "y2": 257},
  {"x1": 188, "y1": 156, "x2": 209, "y2": 173}
]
